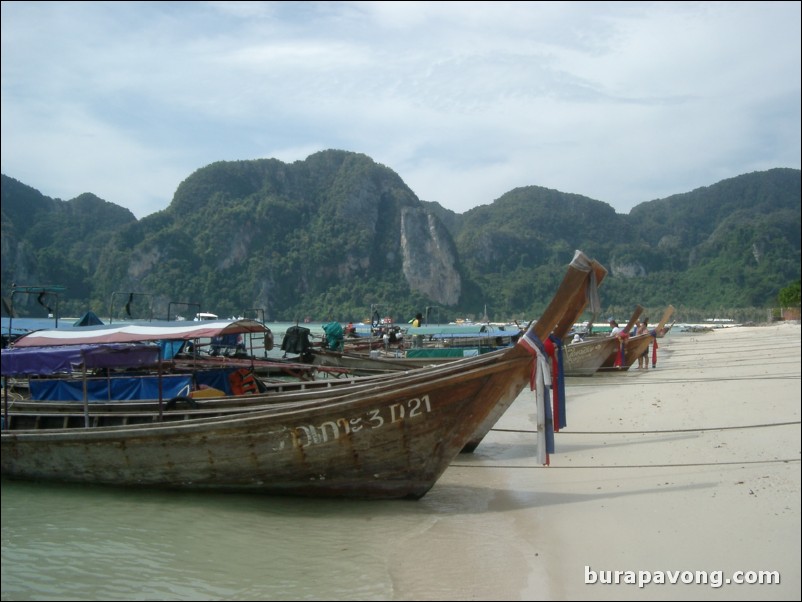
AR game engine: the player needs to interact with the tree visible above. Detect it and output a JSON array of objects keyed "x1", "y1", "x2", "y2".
[{"x1": 778, "y1": 281, "x2": 801, "y2": 307}]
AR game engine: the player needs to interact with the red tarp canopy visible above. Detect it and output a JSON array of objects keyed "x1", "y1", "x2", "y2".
[{"x1": 11, "y1": 319, "x2": 269, "y2": 348}]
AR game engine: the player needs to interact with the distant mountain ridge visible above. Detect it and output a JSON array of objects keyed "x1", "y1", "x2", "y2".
[{"x1": 1, "y1": 151, "x2": 799, "y2": 322}]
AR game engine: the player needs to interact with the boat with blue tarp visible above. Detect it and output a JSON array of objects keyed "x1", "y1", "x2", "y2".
[{"x1": 2, "y1": 250, "x2": 606, "y2": 498}]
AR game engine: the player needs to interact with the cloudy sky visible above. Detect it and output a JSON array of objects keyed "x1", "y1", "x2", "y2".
[{"x1": 2, "y1": 1, "x2": 799, "y2": 219}]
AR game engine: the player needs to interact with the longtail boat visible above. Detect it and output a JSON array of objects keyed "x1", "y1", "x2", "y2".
[
  {"x1": 599, "y1": 305, "x2": 675, "y2": 371},
  {"x1": 564, "y1": 305, "x2": 642, "y2": 376},
  {"x1": 4, "y1": 254, "x2": 608, "y2": 453},
  {"x1": 2, "y1": 251, "x2": 602, "y2": 499},
  {"x1": 563, "y1": 336, "x2": 621, "y2": 376}
]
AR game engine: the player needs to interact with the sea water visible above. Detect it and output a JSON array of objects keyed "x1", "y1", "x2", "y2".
[
  {"x1": 1, "y1": 479, "x2": 430, "y2": 600},
  {"x1": 0, "y1": 398, "x2": 549, "y2": 601}
]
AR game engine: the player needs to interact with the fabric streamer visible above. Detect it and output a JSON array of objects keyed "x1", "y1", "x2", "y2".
[
  {"x1": 613, "y1": 332, "x2": 629, "y2": 368},
  {"x1": 517, "y1": 330, "x2": 554, "y2": 465},
  {"x1": 545, "y1": 334, "x2": 567, "y2": 431},
  {"x1": 651, "y1": 330, "x2": 659, "y2": 368}
]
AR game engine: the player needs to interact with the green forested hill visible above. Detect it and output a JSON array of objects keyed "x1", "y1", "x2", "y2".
[
  {"x1": 623, "y1": 168, "x2": 801, "y2": 309},
  {"x1": 1, "y1": 177, "x2": 137, "y2": 305},
  {"x1": 451, "y1": 188, "x2": 623, "y2": 316},
  {"x1": 89, "y1": 152, "x2": 444, "y2": 322},
  {"x1": 1, "y1": 154, "x2": 799, "y2": 323}
]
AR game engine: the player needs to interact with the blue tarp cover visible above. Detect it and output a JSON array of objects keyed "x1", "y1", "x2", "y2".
[
  {"x1": 160, "y1": 340, "x2": 185, "y2": 360},
  {"x1": 193, "y1": 369, "x2": 235, "y2": 395},
  {"x1": 27, "y1": 369, "x2": 237, "y2": 401},
  {"x1": 1, "y1": 343, "x2": 160, "y2": 377},
  {"x1": 29, "y1": 374, "x2": 192, "y2": 402}
]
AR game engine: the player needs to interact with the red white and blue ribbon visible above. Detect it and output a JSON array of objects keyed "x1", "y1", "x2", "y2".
[
  {"x1": 546, "y1": 334, "x2": 567, "y2": 431},
  {"x1": 613, "y1": 332, "x2": 629, "y2": 368},
  {"x1": 518, "y1": 329, "x2": 554, "y2": 465},
  {"x1": 650, "y1": 329, "x2": 659, "y2": 367}
]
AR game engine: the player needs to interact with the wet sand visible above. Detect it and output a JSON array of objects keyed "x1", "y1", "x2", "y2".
[{"x1": 432, "y1": 322, "x2": 801, "y2": 600}]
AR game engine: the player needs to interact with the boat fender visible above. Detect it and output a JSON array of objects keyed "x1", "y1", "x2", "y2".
[
  {"x1": 165, "y1": 396, "x2": 199, "y2": 410},
  {"x1": 264, "y1": 330, "x2": 274, "y2": 351}
]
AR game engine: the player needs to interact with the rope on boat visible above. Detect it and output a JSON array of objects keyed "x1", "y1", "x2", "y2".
[
  {"x1": 451, "y1": 458, "x2": 801, "y2": 469},
  {"x1": 490, "y1": 419, "x2": 800, "y2": 435}
]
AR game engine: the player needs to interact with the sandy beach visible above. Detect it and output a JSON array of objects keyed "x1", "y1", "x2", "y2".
[{"x1": 423, "y1": 322, "x2": 801, "y2": 601}]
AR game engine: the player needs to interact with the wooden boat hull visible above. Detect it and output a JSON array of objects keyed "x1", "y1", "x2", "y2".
[
  {"x1": 4, "y1": 254, "x2": 608, "y2": 452},
  {"x1": 599, "y1": 305, "x2": 674, "y2": 371},
  {"x1": 310, "y1": 348, "x2": 455, "y2": 376},
  {"x1": 599, "y1": 332, "x2": 652, "y2": 370},
  {"x1": 563, "y1": 337, "x2": 621, "y2": 376},
  {"x1": 2, "y1": 352, "x2": 531, "y2": 499}
]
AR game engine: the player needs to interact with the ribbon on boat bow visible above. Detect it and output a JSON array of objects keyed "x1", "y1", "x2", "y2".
[
  {"x1": 545, "y1": 334, "x2": 567, "y2": 431},
  {"x1": 650, "y1": 330, "x2": 659, "y2": 368},
  {"x1": 613, "y1": 332, "x2": 629, "y2": 368},
  {"x1": 518, "y1": 329, "x2": 555, "y2": 465}
]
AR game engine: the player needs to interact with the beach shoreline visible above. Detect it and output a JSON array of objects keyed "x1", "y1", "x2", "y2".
[{"x1": 438, "y1": 322, "x2": 801, "y2": 600}]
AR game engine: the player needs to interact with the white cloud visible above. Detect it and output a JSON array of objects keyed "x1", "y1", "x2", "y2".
[{"x1": 2, "y1": 1, "x2": 799, "y2": 219}]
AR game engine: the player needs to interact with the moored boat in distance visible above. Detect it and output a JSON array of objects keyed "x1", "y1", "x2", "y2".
[
  {"x1": 564, "y1": 336, "x2": 621, "y2": 376},
  {"x1": 194, "y1": 312, "x2": 219, "y2": 321},
  {"x1": 599, "y1": 305, "x2": 675, "y2": 371}
]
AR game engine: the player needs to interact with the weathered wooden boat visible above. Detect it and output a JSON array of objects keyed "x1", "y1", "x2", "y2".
[
  {"x1": 1, "y1": 250, "x2": 603, "y2": 498},
  {"x1": 599, "y1": 305, "x2": 675, "y2": 371},
  {"x1": 403, "y1": 323, "x2": 523, "y2": 349},
  {"x1": 2, "y1": 341, "x2": 387, "y2": 411},
  {"x1": 564, "y1": 305, "x2": 643, "y2": 376},
  {"x1": 309, "y1": 347, "x2": 457, "y2": 376},
  {"x1": 658, "y1": 320, "x2": 676, "y2": 338},
  {"x1": 5, "y1": 254, "x2": 608, "y2": 452},
  {"x1": 563, "y1": 336, "x2": 621, "y2": 376},
  {"x1": 7, "y1": 317, "x2": 358, "y2": 384},
  {"x1": 292, "y1": 255, "x2": 602, "y2": 452},
  {"x1": 311, "y1": 322, "x2": 519, "y2": 374},
  {"x1": 1, "y1": 335, "x2": 463, "y2": 426}
]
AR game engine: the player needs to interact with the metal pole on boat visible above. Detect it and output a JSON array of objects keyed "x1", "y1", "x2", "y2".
[
  {"x1": 157, "y1": 346, "x2": 164, "y2": 422},
  {"x1": 3, "y1": 376, "x2": 7, "y2": 431},
  {"x1": 81, "y1": 351, "x2": 89, "y2": 428}
]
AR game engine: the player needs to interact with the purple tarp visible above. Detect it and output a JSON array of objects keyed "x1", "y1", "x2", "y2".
[{"x1": 1, "y1": 344, "x2": 160, "y2": 377}]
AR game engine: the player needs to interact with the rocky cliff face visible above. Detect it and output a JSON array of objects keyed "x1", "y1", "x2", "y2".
[
  {"x1": 400, "y1": 206, "x2": 461, "y2": 305},
  {"x1": 96, "y1": 151, "x2": 466, "y2": 317}
]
